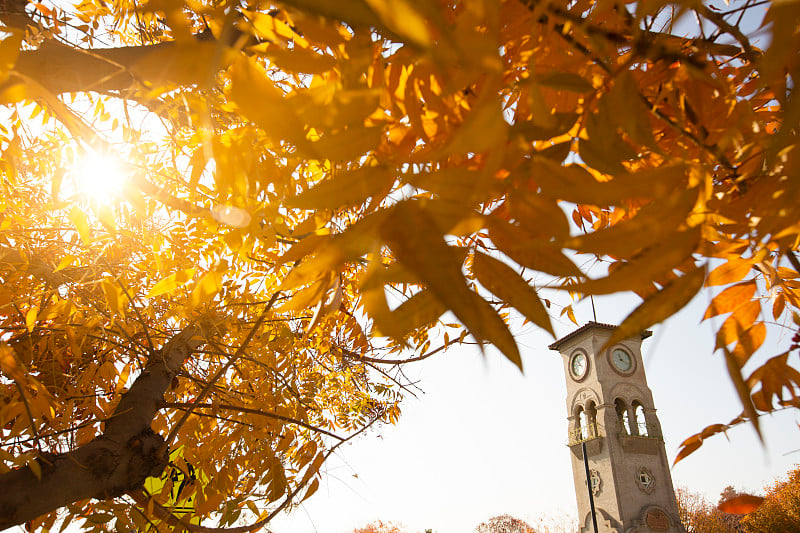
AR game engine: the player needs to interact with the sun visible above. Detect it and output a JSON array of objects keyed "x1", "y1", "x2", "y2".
[{"x1": 69, "y1": 152, "x2": 129, "y2": 202}]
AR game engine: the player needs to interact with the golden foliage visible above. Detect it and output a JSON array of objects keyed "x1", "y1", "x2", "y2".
[{"x1": 0, "y1": 0, "x2": 798, "y2": 529}]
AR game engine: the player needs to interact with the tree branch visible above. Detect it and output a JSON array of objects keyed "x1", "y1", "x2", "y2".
[
  {"x1": 163, "y1": 402, "x2": 343, "y2": 441},
  {"x1": 7, "y1": 28, "x2": 232, "y2": 97},
  {"x1": 0, "y1": 324, "x2": 208, "y2": 529}
]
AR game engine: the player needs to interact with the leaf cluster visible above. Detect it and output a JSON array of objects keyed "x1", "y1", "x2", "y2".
[{"x1": 0, "y1": 0, "x2": 798, "y2": 529}]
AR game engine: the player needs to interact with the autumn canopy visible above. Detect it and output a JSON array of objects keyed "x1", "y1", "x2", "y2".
[{"x1": 0, "y1": 0, "x2": 797, "y2": 530}]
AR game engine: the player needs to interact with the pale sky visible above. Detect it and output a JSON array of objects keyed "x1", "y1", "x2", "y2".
[{"x1": 270, "y1": 291, "x2": 800, "y2": 533}]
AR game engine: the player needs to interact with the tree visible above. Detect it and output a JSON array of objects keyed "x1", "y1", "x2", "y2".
[
  {"x1": 528, "y1": 512, "x2": 579, "y2": 533},
  {"x1": 475, "y1": 514, "x2": 536, "y2": 533},
  {"x1": 352, "y1": 520, "x2": 406, "y2": 533},
  {"x1": 353, "y1": 520, "x2": 408, "y2": 533},
  {"x1": 741, "y1": 465, "x2": 800, "y2": 533},
  {"x1": 676, "y1": 486, "x2": 741, "y2": 533},
  {"x1": 0, "y1": 0, "x2": 798, "y2": 530}
]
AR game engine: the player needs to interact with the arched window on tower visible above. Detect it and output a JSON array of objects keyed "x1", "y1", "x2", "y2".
[
  {"x1": 615, "y1": 398, "x2": 630, "y2": 435},
  {"x1": 586, "y1": 401, "x2": 597, "y2": 438},
  {"x1": 633, "y1": 402, "x2": 648, "y2": 436}
]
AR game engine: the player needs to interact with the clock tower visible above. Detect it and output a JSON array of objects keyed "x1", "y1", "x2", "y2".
[{"x1": 549, "y1": 322, "x2": 684, "y2": 533}]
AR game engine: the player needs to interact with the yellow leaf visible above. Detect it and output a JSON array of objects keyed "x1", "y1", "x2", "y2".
[
  {"x1": 254, "y1": 44, "x2": 336, "y2": 74},
  {"x1": 289, "y1": 165, "x2": 395, "y2": 210},
  {"x1": 190, "y1": 271, "x2": 223, "y2": 308},
  {"x1": 413, "y1": 198, "x2": 481, "y2": 236},
  {"x1": 53, "y1": 254, "x2": 77, "y2": 272},
  {"x1": 276, "y1": 277, "x2": 328, "y2": 313},
  {"x1": 292, "y1": 13, "x2": 347, "y2": 46},
  {"x1": 296, "y1": 87, "x2": 381, "y2": 130},
  {"x1": 487, "y1": 219, "x2": 581, "y2": 278},
  {"x1": 563, "y1": 305, "x2": 578, "y2": 325},
  {"x1": 229, "y1": 56, "x2": 308, "y2": 148},
  {"x1": 95, "y1": 205, "x2": 117, "y2": 232},
  {"x1": 472, "y1": 252, "x2": 553, "y2": 336},
  {"x1": 101, "y1": 279, "x2": 122, "y2": 315},
  {"x1": 300, "y1": 450, "x2": 326, "y2": 484},
  {"x1": 281, "y1": 212, "x2": 387, "y2": 290},
  {"x1": 69, "y1": 206, "x2": 92, "y2": 244},
  {"x1": 443, "y1": 89, "x2": 507, "y2": 155},
  {"x1": 532, "y1": 159, "x2": 688, "y2": 207},
  {"x1": 381, "y1": 202, "x2": 521, "y2": 368},
  {"x1": 577, "y1": 138, "x2": 625, "y2": 177},
  {"x1": 506, "y1": 189, "x2": 570, "y2": 241},
  {"x1": 367, "y1": 288, "x2": 446, "y2": 340},
  {"x1": 301, "y1": 477, "x2": 320, "y2": 502},
  {"x1": 0, "y1": 343, "x2": 25, "y2": 382},
  {"x1": 147, "y1": 268, "x2": 196, "y2": 298},
  {"x1": 308, "y1": 126, "x2": 383, "y2": 161},
  {"x1": 580, "y1": 109, "x2": 638, "y2": 174},
  {"x1": 405, "y1": 168, "x2": 497, "y2": 204},
  {"x1": 246, "y1": 501, "x2": 260, "y2": 517},
  {"x1": 537, "y1": 72, "x2": 592, "y2": 93},
  {"x1": 605, "y1": 71, "x2": 658, "y2": 150},
  {"x1": 25, "y1": 306, "x2": 38, "y2": 333},
  {"x1": 773, "y1": 292, "x2": 786, "y2": 320},
  {"x1": 277, "y1": 235, "x2": 327, "y2": 265},
  {"x1": 604, "y1": 266, "x2": 706, "y2": 349},
  {"x1": 364, "y1": 0, "x2": 431, "y2": 47},
  {"x1": 244, "y1": 10, "x2": 304, "y2": 45},
  {"x1": 511, "y1": 112, "x2": 578, "y2": 142}
]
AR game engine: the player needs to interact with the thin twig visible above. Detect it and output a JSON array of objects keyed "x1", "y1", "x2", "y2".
[
  {"x1": 101, "y1": 258, "x2": 155, "y2": 357},
  {"x1": 165, "y1": 292, "x2": 281, "y2": 445},
  {"x1": 163, "y1": 402, "x2": 342, "y2": 441},
  {"x1": 338, "y1": 338, "x2": 455, "y2": 364}
]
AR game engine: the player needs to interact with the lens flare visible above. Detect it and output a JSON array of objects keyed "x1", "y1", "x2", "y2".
[{"x1": 69, "y1": 153, "x2": 129, "y2": 202}]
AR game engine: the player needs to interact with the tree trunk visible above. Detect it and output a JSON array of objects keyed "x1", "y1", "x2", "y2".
[
  {"x1": 0, "y1": 325, "x2": 206, "y2": 529},
  {"x1": 0, "y1": 429, "x2": 167, "y2": 529}
]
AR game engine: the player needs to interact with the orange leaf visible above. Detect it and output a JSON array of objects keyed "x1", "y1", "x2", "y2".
[
  {"x1": 731, "y1": 322, "x2": 766, "y2": 367},
  {"x1": 703, "y1": 281, "x2": 757, "y2": 320},
  {"x1": 605, "y1": 266, "x2": 706, "y2": 349},
  {"x1": 772, "y1": 292, "x2": 786, "y2": 319},
  {"x1": 472, "y1": 251, "x2": 554, "y2": 336},
  {"x1": 674, "y1": 435, "x2": 703, "y2": 465},
  {"x1": 719, "y1": 494, "x2": 765, "y2": 514},
  {"x1": 487, "y1": 219, "x2": 581, "y2": 278},
  {"x1": 381, "y1": 202, "x2": 521, "y2": 368},
  {"x1": 715, "y1": 299, "x2": 761, "y2": 350},
  {"x1": 707, "y1": 258, "x2": 753, "y2": 286},
  {"x1": 570, "y1": 228, "x2": 700, "y2": 296}
]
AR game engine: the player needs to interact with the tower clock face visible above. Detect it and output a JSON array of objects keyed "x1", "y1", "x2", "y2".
[
  {"x1": 570, "y1": 352, "x2": 588, "y2": 379},
  {"x1": 611, "y1": 348, "x2": 633, "y2": 372}
]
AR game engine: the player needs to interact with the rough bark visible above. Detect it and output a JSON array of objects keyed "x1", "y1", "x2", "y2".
[{"x1": 0, "y1": 325, "x2": 206, "y2": 530}]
